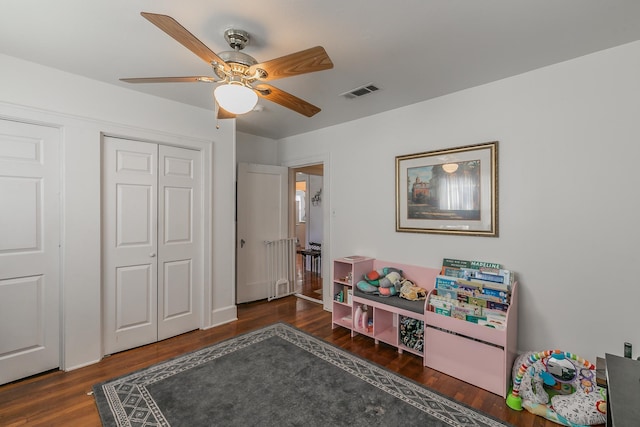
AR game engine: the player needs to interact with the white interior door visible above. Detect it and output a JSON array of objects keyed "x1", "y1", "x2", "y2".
[
  {"x1": 0, "y1": 119, "x2": 60, "y2": 385},
  {"x1": 236, "y1": 162, "x2": 288, "y2": 303},
  {"x1": 157, "y1": 145, "x2": 201, "y2": 341},
  {"x1": 103, "y1": 137, "x2": 202, "y2": 354},
  {"x1": 103, "y1": 137, "x2": 158, "y2": 354}
]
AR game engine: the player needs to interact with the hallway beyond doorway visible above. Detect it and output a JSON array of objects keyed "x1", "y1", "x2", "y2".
[
  {"x1": 295, "y1": 251, "x2": 322, "y2": 303},
  {"x1": 292, "y1": 163, "x2": 324, "y2": 304}
]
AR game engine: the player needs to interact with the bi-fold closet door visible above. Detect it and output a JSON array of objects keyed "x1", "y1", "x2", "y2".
[{"x1": 102, "y1": 136, "x2": 201, "y2": 355}]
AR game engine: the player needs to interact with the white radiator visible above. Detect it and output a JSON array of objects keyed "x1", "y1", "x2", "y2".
[{"x1": 265, "y1": 238, "x2": 296, "y2": 301}]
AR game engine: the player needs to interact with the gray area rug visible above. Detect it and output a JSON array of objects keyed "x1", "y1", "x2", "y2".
[{"x1": 93, "y1": 323, "x2": 512, "y2": 426}]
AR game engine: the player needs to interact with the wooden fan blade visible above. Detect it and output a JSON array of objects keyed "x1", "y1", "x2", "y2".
[
  {"x1": 254, "y1": 84, "x2": 321, "y2": 117},
  {"x1": 141, "y1": 12, "x2": 230, "y2": 72},
  {"x1": 248, "y1": 46, "x2": 333, "y2": 82},
  {"x1": 120, "y1": 76, "x2": 216, "y2": 83}
]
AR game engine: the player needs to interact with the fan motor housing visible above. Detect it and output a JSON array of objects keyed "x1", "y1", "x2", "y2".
[
  {"x1": 214, "y1": 51, "x2": 257, "y2": 80},
  {"x1": 214, "y1": 29, "x2": 260, "y2": 80},
  {"x1": 217, "y1": 50, "x2": 257, "y2": 67}
]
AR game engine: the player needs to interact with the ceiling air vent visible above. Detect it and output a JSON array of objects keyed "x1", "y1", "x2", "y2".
[{"x1": 340, "y1": 83, "x2": 380, "y2": 99}]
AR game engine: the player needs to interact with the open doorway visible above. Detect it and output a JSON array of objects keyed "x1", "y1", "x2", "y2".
[{"x1": 292, "y1": 164, "x2": 323, "y2": 303}]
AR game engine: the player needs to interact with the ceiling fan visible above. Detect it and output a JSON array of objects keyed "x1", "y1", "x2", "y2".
[{"x1": 121, "y1": 12, "x2": 334, "y2": 119}]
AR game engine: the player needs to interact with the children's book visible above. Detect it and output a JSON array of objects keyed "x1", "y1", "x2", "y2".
[{"x1": 442, "y1": 258, "x2": 501, "y2": 270}]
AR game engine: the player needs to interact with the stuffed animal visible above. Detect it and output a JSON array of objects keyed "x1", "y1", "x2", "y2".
[
  {"x1": 357, "y1": 267, "x2": 404, "y2": 297},
  {"x1": 356, "y1": 280, "x2": 379, "y2": 294},
  {"x1": 399, "y1": 280, "x2": 427, "y2": 301},
  {"x1": 364, "y1": 268, "x2": 402, "y2": 286}
]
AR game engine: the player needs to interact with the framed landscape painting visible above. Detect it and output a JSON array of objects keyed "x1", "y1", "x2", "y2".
[{"x1": 395, "y1": 141, "x2": 498, "y2": 236}]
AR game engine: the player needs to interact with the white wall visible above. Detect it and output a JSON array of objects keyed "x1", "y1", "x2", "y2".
[
  {"x1": 278, "y1": 41, "x2": 640, "y2": 362},
  {"x1": 0, "y1": 54, "x2": 237, "y2": 370},
  {"x1": 236, "y1": 131, "x2": 278, "y2": 165}
]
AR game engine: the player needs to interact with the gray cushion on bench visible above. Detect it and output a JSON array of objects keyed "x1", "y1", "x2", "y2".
[{"x1": 353, "y1": 288, "x2": 425, "y2": 314}]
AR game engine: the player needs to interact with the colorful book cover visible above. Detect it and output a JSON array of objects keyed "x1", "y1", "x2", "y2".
[
  {"x1": 466, "y1": 269, "x2": 513, "y2": 285},
  {"x1": 477, "y1": 265, "x2": 514, "y2": 281},
  {"x1": 473, "y1": 293, "x2": 506, "y2": 304},
  {"x1": 468, "y1": 296, "x2": 488, "y2": 308},
  {"x1": 465, "y1": 314, "x2": 487, "y2": 324},
  {"x1": 477, "y1": 279, "x2": 511, "y2": 292},
  {"x1": 435, "y1": 275, "x2": 458, "y2": 289},
  {"x1": 429, "y1": 296, "x2": 456, "y2": 310},
  {"x1": 440, "y1": 267, "x2": 466, "y2": 277},
  {"x1": 451, "y1": 307, "x2": 468, "y2": 320},
  {"x1": 456, "y1": 294, "x2": 469, "y2": 304},
  {"x1": 456, "y1": 283, "x2": 482, "y2": 297},
  {"x1": 478, "y1": 318, "x2": 507, "y2": 330},
  {"x1": 478, "y1": 319, "x2": 506, "y2": 330},
  {"x1": 452, "y1": 305, "x2": 482, "y2": 318},
  {"x1": 435, "y1": 307, "x2": 451, "y2": 316},
  {"x1": 440, "y1": 266, "x2": 468, "y2": 278},
  {"x1": 442, "y1": 258, "x2": 501, "y2": 270},
  {"x1": 456, "y1": 279, "x2": 484, "y2": 291},
  {"x1": 486, "y1": 301, "x2": 510, "y2": 312},
  {"x1": 436, "y1": 288, "x2": 458, "y2": 300},
  {"x1": 481, "y1": 287, "x2": 510, "y2": 303},
  {"x1": 455, "y1": 277, "x2": 508, "y2": 292},
  {"x1": 441, "y1": 266, "x2": 515, "y2": 287},
  {"x1": 459, "y1": 302, "x2": 484, "y2": 316},
  {"x1": 470, "y1": 293, "x2": 509, "y2": 306}
]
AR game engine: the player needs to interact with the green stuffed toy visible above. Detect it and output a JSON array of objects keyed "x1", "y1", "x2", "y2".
[{"x1": 359, "y1": 268, "x2": 403, "y2": 296}]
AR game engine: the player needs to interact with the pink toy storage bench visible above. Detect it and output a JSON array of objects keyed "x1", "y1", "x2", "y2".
[
  {"x1": 424, "y1": 281, "x2": 519, "y2": 398},
  {"x1": 349, "y1": 260, "x2": 440, "y2": 358}
]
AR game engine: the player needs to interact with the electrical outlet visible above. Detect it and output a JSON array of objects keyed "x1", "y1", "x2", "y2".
[{"x1": 624, "y1": 342, "x2": 632, "y2": 358}]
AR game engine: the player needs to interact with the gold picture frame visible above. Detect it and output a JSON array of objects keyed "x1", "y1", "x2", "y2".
[{"x1": 395, "y1": 141, "x2": 498, "y2": 236}]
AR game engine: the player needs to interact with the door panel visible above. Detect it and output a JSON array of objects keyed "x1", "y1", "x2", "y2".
[
  {"x1": 236, "y1": 162, "x2": 288, "y2": 303},
  {"x1": 157, "y1": 145, "x2": 200, "y2": 340},
  {"x1": 116, "y1": 264, "x2": 153, "y2": 330},
  {"x1": 0, "y1": 276, "x2": 44, "y2": 353},
  {"x1": 164, "y1": 187, "x2": 192, "y2": 243},
  {"x1": 0, "y1": 178, "x2": 39, "y2": 251},
  {"x1": 0, "y1": 119, "x2": 60, "y2": 385},
  {"x1": 103, "y1": 137, "x2": 158, "y2": 354},
  {"x1": 163, "y1": 259, "x2": 191, "y2": 319},
  {"x1": 117, "y1": 184, "x2": 153, "y2": 246}
]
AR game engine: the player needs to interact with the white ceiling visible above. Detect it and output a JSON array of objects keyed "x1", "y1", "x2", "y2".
[{"x1": 2, "y1": 1, "x2": 640, "y2": 140}]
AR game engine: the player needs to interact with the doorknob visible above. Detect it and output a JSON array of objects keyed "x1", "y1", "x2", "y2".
[
  {"x1": 240, "y1": 239, "x2": 246, "y2": 248},
  {"x1": 150, "y1": 252, "x2": 156, "y2": 257}
]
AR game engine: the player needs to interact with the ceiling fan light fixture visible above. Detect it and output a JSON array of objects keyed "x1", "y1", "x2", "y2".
[
  {"x1": 125, "y1": 14, "x2": 333, "y2": 118},
  {"x1": 214, "y1": 83, "x2": 258, "y2": 115}
]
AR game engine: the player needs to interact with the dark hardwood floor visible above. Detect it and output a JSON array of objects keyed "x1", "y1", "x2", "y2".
[
  {"x1": 0, "y1": 296, "x2": 594, "y2": 427},
  {"x1": 295, "y1": 253, "x2": 323, "y2": 302}
]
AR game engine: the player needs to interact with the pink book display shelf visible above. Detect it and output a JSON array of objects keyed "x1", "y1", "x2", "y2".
[{"x1": 331, "y1": 256, "x2": 518, "y2": 398}]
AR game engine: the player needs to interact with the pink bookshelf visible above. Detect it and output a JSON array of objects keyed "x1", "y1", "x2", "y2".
[
  {"x1": 332, "y1": 256, "x2": 519, "y2": 398},
  {"x1": 424, "y1": 281, "x2": 519, "y2": 398},
  {"x1": 331, "y1": 256, "x2": 374, "y2": 331}
]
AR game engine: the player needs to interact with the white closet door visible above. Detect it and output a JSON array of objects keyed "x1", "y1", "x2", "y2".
[
  {"x1": 103, "y1": 137, "x2": 158, "y2": 355},
  {"x1": 157, "y1": 145, "x2": 201, "y2": 340},
  {"x1": 0, "y1": 119, "x2": 60, "y2": 385}
]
